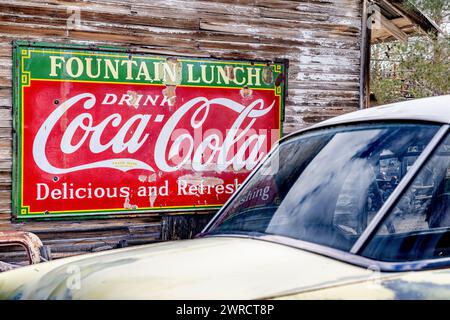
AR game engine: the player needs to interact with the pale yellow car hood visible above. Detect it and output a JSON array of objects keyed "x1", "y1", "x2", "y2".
[{"x1": 0, "y1": 236, "x2": 387, "y2": 299}]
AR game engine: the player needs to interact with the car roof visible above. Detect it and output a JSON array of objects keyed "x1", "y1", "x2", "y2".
[{"x1": 309, "y1": 95, "x2": 450, "y2": 130}]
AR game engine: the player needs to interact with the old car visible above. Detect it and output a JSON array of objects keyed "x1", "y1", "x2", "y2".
[{"x1": 1, "y1": 95, "x2": 450, "y2": 299}]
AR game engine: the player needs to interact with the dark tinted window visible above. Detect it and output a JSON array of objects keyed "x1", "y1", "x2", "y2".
[
  {"x1": 208, "y1": 123, "x2": 440, "y2": 252},
  {"x1": 363, "y1": 133, "x2": 450, "y2": 262}
]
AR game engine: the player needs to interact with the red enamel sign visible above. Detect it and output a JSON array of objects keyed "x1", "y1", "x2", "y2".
[{"x1": 14, "y1": 43, "x2": 286, "y2": 218}]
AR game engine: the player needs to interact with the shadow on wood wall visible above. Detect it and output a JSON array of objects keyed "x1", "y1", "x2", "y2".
[{"x1": 161, "y1": 213, "x2": 216, "y2": 241}]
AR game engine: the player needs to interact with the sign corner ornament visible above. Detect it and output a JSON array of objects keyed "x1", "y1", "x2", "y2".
[{"x1": 12, "y1": 42, "x2": 287, "y2": 219}]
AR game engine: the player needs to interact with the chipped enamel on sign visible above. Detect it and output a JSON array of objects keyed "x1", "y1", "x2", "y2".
[{"x1": 13, "y1": 42, "x2": 286, "y2": 219}]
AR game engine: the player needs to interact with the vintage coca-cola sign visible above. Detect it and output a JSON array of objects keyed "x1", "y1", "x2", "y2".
[{"x1": 13, "y1": 42, "x2": 286, "y2": 218}]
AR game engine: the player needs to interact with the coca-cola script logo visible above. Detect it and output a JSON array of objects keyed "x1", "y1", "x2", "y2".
[{"x1": 33, "y1": 93, "x2": 275, "y2": 174}]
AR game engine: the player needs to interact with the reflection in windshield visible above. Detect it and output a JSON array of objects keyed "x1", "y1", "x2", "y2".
[
  {"x1": 363, "y1": 133, "x2": 450, "y2": 262},
  {"x1": 208, "y1": 123, "x2": 440, "y2": 252}
]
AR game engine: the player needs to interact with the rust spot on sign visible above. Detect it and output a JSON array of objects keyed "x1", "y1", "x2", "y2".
[
  {"x1": 262, "y1": 65, "x2": 274, "y2": 85},
  {"x1": 138, "y1": 173, "x2": 157, "y2": 182},
  {"x1": 148, "y1": 173, "x2": 157, "y2": 182},
  {"x1": 224, "y1": 65, "x2": 235, "y2": 80},
  {"x1": 240, "y1": 85, "x2": 253, "y2": 99},
  {"x1": 178, "y1": 173, "x2": 224, "y2": 187},
  {"x1": 127, "y1": 90, "x2": 140, "y2": 109},
  {"x1": 123, "y1": 196, "x2": 138, "y2": 210},
  {"x1": 275, "y1": 73, "x2": 284, "y2": 87},
  {"x1": 162, "y1": 85, "x2": 177, "y2": 107}
]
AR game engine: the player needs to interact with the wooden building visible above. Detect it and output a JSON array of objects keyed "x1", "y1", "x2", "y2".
[{"x1": 0, "y1": 0, "x2": 439, "y2": 265}]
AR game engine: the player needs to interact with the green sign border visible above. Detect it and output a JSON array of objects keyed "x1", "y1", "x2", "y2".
[{"x1": 12, "y1": 40, "x2": 288, "y2": 221}]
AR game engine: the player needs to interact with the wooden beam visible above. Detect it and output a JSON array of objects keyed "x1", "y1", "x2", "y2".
[
  {"x1": 388, "y1": 0, "x2": 441, "y2": 35},
  {"x1": 379, "y1": 14, "x2": 408, "y2": 42},
  {"x1": 378, "y1": 0, "x2": 411, "y2": 22},
  {"x1": 360, "y1": 0, "x2": 371, "y2": 109}
]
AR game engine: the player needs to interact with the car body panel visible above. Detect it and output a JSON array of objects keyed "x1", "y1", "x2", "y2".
[
  {"x1": 275, "y1": 268, "x2": 450, "y2": 300},
  {"x1": 0, "y1": 237, "x2": 394, "y2": 300}
]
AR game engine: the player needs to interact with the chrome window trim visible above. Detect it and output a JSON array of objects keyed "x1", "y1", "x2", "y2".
[
  {"x1": 350, "y1": 124, "x2": 450, "y2": 254},
  {"x1": 200, "y1": 122, "x2": 450, "y2": 271}
]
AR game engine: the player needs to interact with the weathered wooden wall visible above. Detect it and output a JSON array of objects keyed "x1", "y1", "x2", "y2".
[{"x1": 0, "y1": 0, "x2": 363, "y2": 261}]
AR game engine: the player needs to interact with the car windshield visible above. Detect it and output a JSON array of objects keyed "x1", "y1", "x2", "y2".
[{"x1": 206, "y1": 123, "x2": 440, "y2": 252}]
